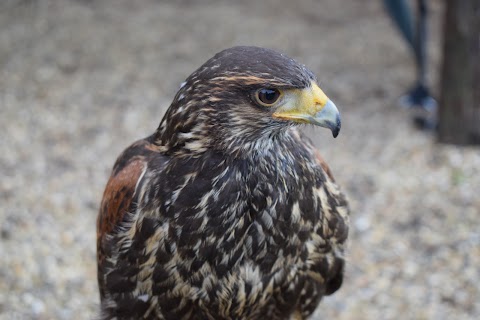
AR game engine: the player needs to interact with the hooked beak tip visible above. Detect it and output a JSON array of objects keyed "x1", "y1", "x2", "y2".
[
  {"x1": 332, "y1": 115, "x2": 341, "y2": 138},
  {"x1": 314, "y1": 100, "x2": 341, "y2": 138}
]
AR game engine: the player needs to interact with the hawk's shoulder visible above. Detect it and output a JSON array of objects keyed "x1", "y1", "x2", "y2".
[
  {"x1": 97, "y1": 138, "x2": 158, "y2": 239},
  {"x1": 96, "y1": 137, "x2": 164, "y2": 293}
]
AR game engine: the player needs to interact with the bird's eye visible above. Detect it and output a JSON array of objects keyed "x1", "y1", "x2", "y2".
[{"x1": 255, "y1": 88, "x2": 282, "y2": 106}]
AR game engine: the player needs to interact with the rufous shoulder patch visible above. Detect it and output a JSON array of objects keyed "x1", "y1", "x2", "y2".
[{"x1": 97, "y1": 158, "x2": 145, "y2": 240}]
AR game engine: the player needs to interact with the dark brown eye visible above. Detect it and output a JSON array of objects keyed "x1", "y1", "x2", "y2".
[{"x1": 255, "y1": 88, "x2": 282, "y2": 106}]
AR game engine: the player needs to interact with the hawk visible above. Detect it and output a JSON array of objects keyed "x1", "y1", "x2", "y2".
[{"x1": 97, "y1": 46, "x2": 349, "y2": 320}]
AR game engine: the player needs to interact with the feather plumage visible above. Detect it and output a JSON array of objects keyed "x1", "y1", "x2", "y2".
[{"x1": 97, "y1": 46, "x2": 349, "y2": 320}]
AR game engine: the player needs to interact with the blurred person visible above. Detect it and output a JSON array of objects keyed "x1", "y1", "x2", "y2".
[{"x1": 383, "y1": 0, "x2": 437, "y2": 129}]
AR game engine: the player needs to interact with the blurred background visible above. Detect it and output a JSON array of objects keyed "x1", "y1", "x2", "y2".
[{"x1": 1, "y1": 0, "x2": 479, "y2": 319}]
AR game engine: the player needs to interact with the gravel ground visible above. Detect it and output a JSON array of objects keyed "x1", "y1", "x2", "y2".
[{"x1": 1, "y1": 0, "x2": 479, "y2": 319}]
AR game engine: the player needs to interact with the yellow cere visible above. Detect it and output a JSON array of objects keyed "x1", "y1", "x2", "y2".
[
  {"x1": 272, "y1": 81, "x2": 329, "y2": 123},
  {"x1": 310, "y1": 82, "x2": 329, "y2": 107},
  {"x1": 272, "y1": 81, "x2": 331, "y2": 123},
  {"x1": 295, "y1": 81, "x2": 329, "y2": 113}
]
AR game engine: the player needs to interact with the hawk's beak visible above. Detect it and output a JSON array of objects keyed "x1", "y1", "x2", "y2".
[{"x1": 272, "y1": 82, "x2": 341, "y2": 138}]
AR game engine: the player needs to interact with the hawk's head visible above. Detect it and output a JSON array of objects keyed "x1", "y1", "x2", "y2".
[{"x1": 156, "y1": 46, "x2": 341, "y2": 155}]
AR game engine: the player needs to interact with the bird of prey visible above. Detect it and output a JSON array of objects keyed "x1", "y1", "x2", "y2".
[{"x1": 97, "y1": 46, "x2": 349, "y2": 320}]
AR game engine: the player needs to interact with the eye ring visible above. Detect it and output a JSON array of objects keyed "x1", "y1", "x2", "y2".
[{"x1": 254, "y1": 88, "x2": 282, "y2": 107}]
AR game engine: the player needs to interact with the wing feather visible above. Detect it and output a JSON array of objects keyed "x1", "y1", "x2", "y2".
[{"x1": 97, "y1": 139, "x2": 158, "y2": 300}]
